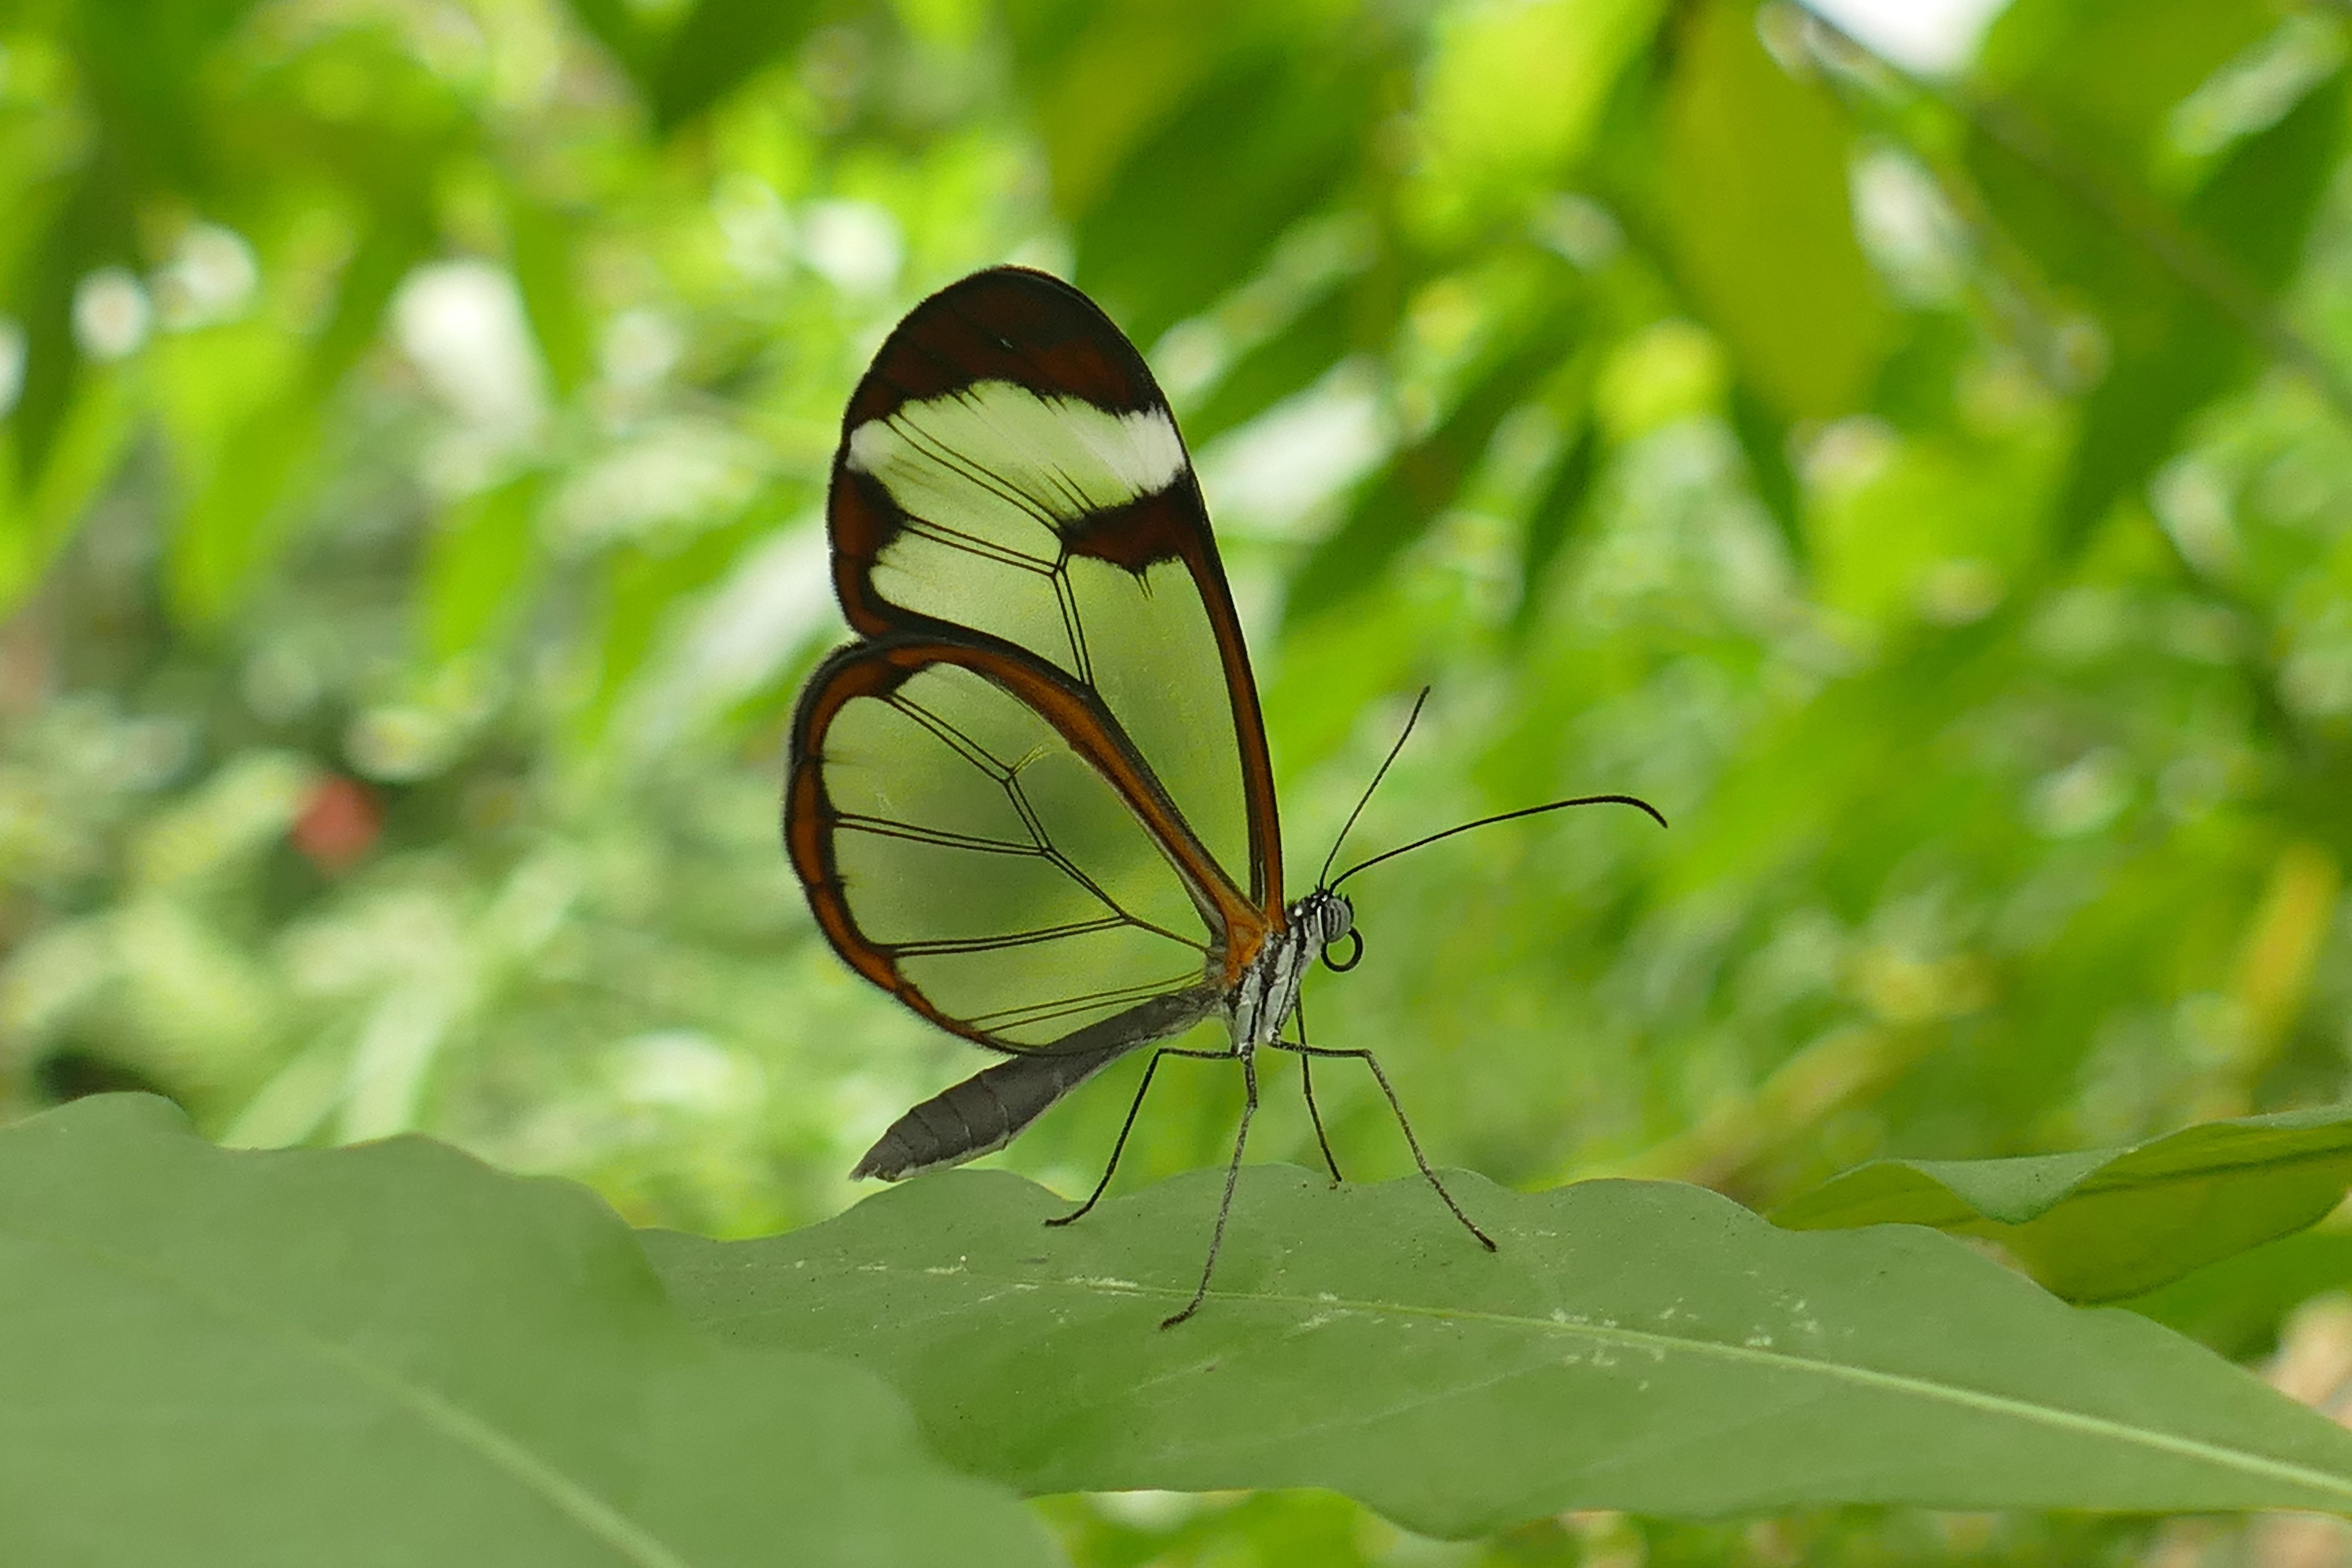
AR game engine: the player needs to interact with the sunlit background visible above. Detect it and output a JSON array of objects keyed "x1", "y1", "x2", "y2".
[{"x1": 6, "y1": 0, "x2": 2352, "y2": 1560}]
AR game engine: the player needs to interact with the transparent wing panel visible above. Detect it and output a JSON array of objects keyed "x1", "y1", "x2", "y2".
[
  {"x1": 1065, "y1": 555, "x2": 1250, "y2": 884},
  {"x1": 815, "y1": 662, "x2": 1212, "y2": 1049},
  {"x1": 848, "y1": 381, "x2": 1251, "y2": 888}
]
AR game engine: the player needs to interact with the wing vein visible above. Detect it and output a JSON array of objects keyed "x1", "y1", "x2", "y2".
[
  {"x1": 966, "y1": 973, "x2": 1205, "y2": 1032},
  {"x1": 833, "y1": 814, "x2": 1045, "y2": 857},
  {"x1": 894, "y1": 415, "x2": 1065, "y2": 532},
  {"x1": 900, "y1": 516, "x2": 1059, "y2": 573},
  {"x1": 888, "y1": 915, "x2": 1133, "y2": 957}
]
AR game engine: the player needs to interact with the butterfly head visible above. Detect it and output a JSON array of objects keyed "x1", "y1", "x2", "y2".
[{"x1": 1296, "y1": 888, "x2": 1361, "y2": 974}]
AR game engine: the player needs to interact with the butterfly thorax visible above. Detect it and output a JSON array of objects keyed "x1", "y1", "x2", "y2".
[{"x1": 1226, "y1": 889, "x2": 1353, "y2": 1056}]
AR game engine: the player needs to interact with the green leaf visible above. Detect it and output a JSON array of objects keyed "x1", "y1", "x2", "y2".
[
  {"x1": 572, "y1": 512, "x2": 765, "y2": 746},
  {"x1": 420, "y1": 470, "x2": 547, "y2": 663},
  {"x1": 649, "y1": 0, "x2": 822, "y2": 135},
  {"x1": 508, "y1": 191, "x2": 594, "y2": 398},
  {"x1": 0, "y1": 1094, "x2": 1054, "y2": 1568},
  {"x1": 646, "y1": 1163, "x2": 2352, "y2": 1537},
  {"x1": 0, "y1": 365, "x2": 137, "y2": 618},
  {"x1": 1286, "y1": 300, "x2": 1581, "y2": 624},
  {"x1": 1965, "y1": 0, "x2": 2345, "y2": 549},
  {"x1": 1410, "y1": 0, "x2": 1664, "y2": 239},
  {"x1": 1182, "y1": 281, "x2": 1360, "y2": 448},
  {"x1": 2126, "y1": 1225, "x2": 2352, "y2": 1363},
  {"x1": 1073, "y1": 49, "x2": 1379, "y2": 347},
  {"x1": 560, "y1": 0, "x2": 821, "y2": 132},
  {"x1": 1727, "y1": 380, "x2": 1801, "y2": 562},
  {"x1": 1661, "y1": 0, "x2": 1889, "y2": 420},
  {"x1": 1974, "y1": 0, "x2": 2272, "y2": 161},
  {"x1": 1773, "y1": 1103, "x2": 2352, "y2": 1302},
  {"x1": 6, "y1": 162, "x2": 137, "y2": 496},
  {"x1": 1511, "y1": 410, "x2": 1599, "y2": 637},
  {"x1": 168, "y1": 222, "x2": 426, "y2": 625},
  {"x1": 559, "y1": 0, "x2": 660, "y2": 89}
]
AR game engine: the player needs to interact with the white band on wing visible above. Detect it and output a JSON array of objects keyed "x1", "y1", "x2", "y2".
[{"x1": 847, "y1": 380, "x2": 1186, "y2": 531}]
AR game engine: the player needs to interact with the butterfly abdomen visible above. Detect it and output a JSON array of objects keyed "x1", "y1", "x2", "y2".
[{"x1": 851, "y1": 1043, "x2": 1131, "y2": 1180}]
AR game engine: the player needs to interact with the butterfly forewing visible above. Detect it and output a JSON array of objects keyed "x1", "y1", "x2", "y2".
[{"x1": 827, "y1": 268, "x2": 1282, "y2": 918}]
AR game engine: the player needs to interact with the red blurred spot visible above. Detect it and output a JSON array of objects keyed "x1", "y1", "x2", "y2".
[{"x1": 293, "y1": 775, "x2": 381, "y2": 873}]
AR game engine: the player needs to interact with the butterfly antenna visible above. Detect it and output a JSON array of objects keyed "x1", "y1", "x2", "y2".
[
  {"x1": 1331, "y1": 793, "x2": 1667, "y2": 890},
  {"x1": 1316, "y1": 688, "x2": 1431, "y2": 890}
]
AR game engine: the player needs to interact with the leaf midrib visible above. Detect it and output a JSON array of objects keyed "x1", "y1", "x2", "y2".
[
  {"x1": 4, "y1": 1218, "x2": 698, "y2": 1568},
  {"x1": 729, "y1": 1257, "x2": 2352, "y2": 1505}
]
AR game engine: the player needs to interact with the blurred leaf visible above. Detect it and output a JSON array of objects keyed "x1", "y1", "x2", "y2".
[
  {"x1": 167, "y1": 400, "x2": 325, "y2": 626},
  {"x1": 1661, "y1": 0, "x2": 1889, "y2": 419},
  {"x1": 1512, "y1": 410, "x2": 1599, "y2": 637},
  {"x1": 1074, "y1": 47, "x2": 1384, "y2": 346},
  {"x1": 2076, "y1": 78, "x2": 2339, "y2": 551},
  {"x1": 6, "y1": 162, "x2": 137, "y2": 494},
  {"x1": 422, "y1": 471, "x2": 548, "y2": 663},
  {"x1": 1973, "y1": 0, "x2": 2272, "y2": 161},
  {"x1": 556, "y1": 0, "x2": 819, "y2": 135},
  {"x1": 63, "y1": 0, "x2": 259, "y2": 193},
  {"x1": 1966, "y1": 0, "x2": 2345, "y2": 550},
  {"x1": 1410, "y1": 0, "x2": 1664, "y2": 238},
  {"x1": 574, "y1": 512, "x2": 766, "y2": 744},
  {"x1": 168, "y1": 222, "x2": 425, "y2": 624},
  {"x1": 1806, "y1": 428, "x2": 2054, "y2": 629},
  {"x1": 1287, "y1": 301, "x2": 1581, "y2": 623},
  {"x1": 1727, "y1": 380, "x2": 1801, "y2": 561},
  {"x1": 648, "y1": 1164, "x2": 2352, "y2": 1535},
  {"x1": 507, "y1": 193, "x2": 594, "y2": 398},
  {"x1": 306, "y1": 220, "x2": 432, "y2": 391},
  {"x1": 2126, "y1": 1225, "x2": 2352, "y2": 1363},
  {"x1": 0, "y1": 1094, "x2": 1054, "y2": 1568},
  {"x1": 650, "y1": 0, "x2": 822, "y2": 135},
  {"x1": 1184, "y1": 282, "x2": 1360, "y2": 448},
  {"x1": 1005, "y1": 0, "x2": 1224, "y2": 212},
  {"x1": 0, "y1": 366, "x2": 136, "y2": 616},
  {"x1": 1774, "y1": 1103, "x2": 2352, "y2": 1302},
  {"x1": 559, "y1": 0, "x2": 660, "y2": 88}
]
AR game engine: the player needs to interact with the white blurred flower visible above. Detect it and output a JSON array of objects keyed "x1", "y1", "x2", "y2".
[
  {"x1": 0, "y1": 318, "x2": 24, "y2": 416},
  {"x1": 154, "y1": 224, "x2": 260, "y2": 329},
  {"x1": 546, "y1": 419, "x2": 763, "y2": 551},
  {"x1": 612, "y1": 1029, "x2": 760, "y2": 1115},
  {"x1": 600, "y1": 308, "x2": 683, "y2": 392},
  {"x1": 1197, "y1": 359, "x2": 1390, "y2": 535},
  {"x1": 2030, "y1": 749, "x2": 2132, "y2": 838},
  {"x1": 800, "y1": 199, "x2": 902, "y2": 294},
  {"x1": 394, "y1": 259, "x2": 546, "y2": 435},
  {"x1": 74, "y1": 268, "x2": 151, "y2": 361},
  {"x1": 714, "y1": 173, "x2": 796, "y2": 282},
  {"x1": 1801, "y1": 0, "x2": 2006, "y2": 76}
]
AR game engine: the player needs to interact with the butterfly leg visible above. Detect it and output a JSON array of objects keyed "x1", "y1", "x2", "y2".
[
  {"x1": 1290, "y1": 995, "x2": 1344, "y2": 1184},
  {"x1": 1266, "y1": 1042, "x2": 1496, "y2": 1252},
  {"x1": 1048, "y1": 1045, "x2": 1233, "y2": 1228},
  {"x1": 1162, "y1": 1051, "x2": 1259, "y2": 1329},
  {"x1": 1296, "y1": 1055, "x2": 1345, "y2": 1184}
]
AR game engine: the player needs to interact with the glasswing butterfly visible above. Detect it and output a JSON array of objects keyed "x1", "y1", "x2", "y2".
[{"x1": 786, "y1": 266, "x2": 1661, "y2": 1325}]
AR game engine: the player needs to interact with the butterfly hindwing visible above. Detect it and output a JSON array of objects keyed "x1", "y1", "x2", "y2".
[{"x1": 788, "y1": 633, "x2": 1243, "y2": 1054}]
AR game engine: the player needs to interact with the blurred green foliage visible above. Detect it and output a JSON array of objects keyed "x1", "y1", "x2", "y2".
[{"x1": 5, "y1": 0, "x2": 2352, "y2": 1559}]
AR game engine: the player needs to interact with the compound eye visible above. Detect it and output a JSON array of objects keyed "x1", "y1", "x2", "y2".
[{"x1": 1322, "y1": 927, "x2": 1363, "y2": 973}]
